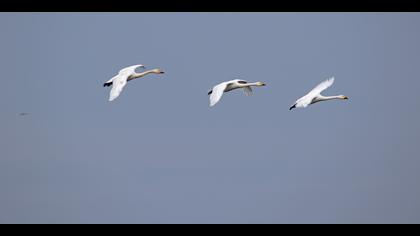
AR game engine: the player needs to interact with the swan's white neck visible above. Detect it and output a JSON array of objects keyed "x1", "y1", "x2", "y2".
[
  {"x1": 317, "y1": 95, "x2": 344, "y2": 101},
  {"x1": 133, "y1": 70, "x2": 155, "y2": 78},
  {"x1": 128, "y1": 70, "x2": 157, "y2": 81}
]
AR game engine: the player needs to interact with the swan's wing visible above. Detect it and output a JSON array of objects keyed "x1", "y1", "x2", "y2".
[
  {"x1": 293, "y1": 93, "x2": 314, "y2": 108},
  {"x1": 104, "y1": 76, "x2": 116, "y2": 84},
  {"x1": 234, "y1": 80, "x2": 252, "y2": 95},
  {"x1": 109, "y1": 75, "x2": 129, "y2": 101},
  {"x1": 242, "y1": 86, "x2": 253, "y2": 96},
  {"x1": 295, "y1": 96, "x2": 312, "y2": 108},
  {"x1": 119, "y1": 64, "x2": 145, "y2": 75},
  {"x1": 103, "y1": 75, "x2": 118, "y2": 87},
  {"x1": 209, "y1": 82, "x2": 228, "y2": 107},
  {"x1": 307, "y1": 77, "x2": 335, "y2": 96},
  {"x1": 237, "y1": 80, "x2": 248, "y2": 84}
]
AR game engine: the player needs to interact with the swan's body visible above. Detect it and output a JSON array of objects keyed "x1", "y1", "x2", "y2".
[
  {"x1": 290, "y1": 77, "x2": 348, "y2": 110},
  {"x1": 103, "y1": 65, "x2": 165, "y2": 102},
  {"x1": 208, "y1": 79, "x2": 266, "y2": 107}
]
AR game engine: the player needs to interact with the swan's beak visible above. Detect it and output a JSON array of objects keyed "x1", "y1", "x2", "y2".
[
  {"x1": 259, "y1": 82, "x2": 266, "y2": 86},
  {"x1": 343, "y1": 96, "x2": 349, "y2": 100}
]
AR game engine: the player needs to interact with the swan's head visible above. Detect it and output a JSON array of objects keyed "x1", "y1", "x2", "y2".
[
  {"x1": 257, "y1": 82, "x2": 266, "y2": 86},
  {"x1": 152, "y1": 68, "x2": 165, "y2": 74},
  {"x1": 340, "y1": 95, "x2": 349, "y2": 100}
]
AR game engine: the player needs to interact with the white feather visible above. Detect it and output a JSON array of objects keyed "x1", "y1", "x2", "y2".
[
  {"x1": 209, "y1": 82, "x2": 228, "y2": 107},
  {"x1": 307, "y1": 77, "x2": 335, "y2": 97},
  {"x1": 109, "y1": 75, "x2": 128, "y2": 101},
  {"x1": 243, "y1": 86, "x2": 253, "y2": 96}
]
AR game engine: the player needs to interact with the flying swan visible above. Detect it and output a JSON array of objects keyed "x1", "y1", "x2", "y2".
[
  {"x1": 103, "y1": 64, "x2": 165, "y2": 101},
  {"x1": 289, "y1": 77, "x2": 348, "y2": 110},
  {"x1": 208, "y1": 79, "x2": 266, "y2": 107}
]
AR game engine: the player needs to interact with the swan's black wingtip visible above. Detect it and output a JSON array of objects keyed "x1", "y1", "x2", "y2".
[
  {"x1": 289, "y1": 105, "x2": 296, "y2": 111},
  {"x1": 103, "y1": 82, "x2": 112, "y2": 87}
]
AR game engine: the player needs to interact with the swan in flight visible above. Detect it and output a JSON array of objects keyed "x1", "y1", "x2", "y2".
[
  {"x1": 208, "y1": 79, "x2": 266, "y2": 107},
  {"x1": 103, "y1": 64, "x2": 165, "y2": 101},
  {"x1": 289, "y1": 77, "x2": 348, "y2": 110}
]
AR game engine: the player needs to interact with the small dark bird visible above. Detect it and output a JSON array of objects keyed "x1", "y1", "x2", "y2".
[{"x1": 19, "y1": 113, "x2": 30, "y2": 116}]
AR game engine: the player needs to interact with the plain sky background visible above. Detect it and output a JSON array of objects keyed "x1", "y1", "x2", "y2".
[{"x1": 1, "y1": 13, "x2": 420, "y2": 223}]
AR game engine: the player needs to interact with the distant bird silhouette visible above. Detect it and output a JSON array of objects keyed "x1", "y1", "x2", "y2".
[{"x1": 19, "y1": 113, "x2": 29, "y2": 116}]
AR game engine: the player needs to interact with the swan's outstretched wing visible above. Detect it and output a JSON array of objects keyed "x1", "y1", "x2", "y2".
[
  {"x1": 243, "y1": 86, "x2": 253, "y2": 96},
  {"x1": 109, "y1": 75, "x2": 129, "y2": 101},
  {"x1": 103, "y1": 75, "x2": 118, "y2": 87},
  {"x1": 294, "y1": 96, "x2": 312, "y2": 108},
  {"x1": 118, "y1": 64, "x2": 145, "y2": 75},
  {"x1": 307, "y1": 77, "x2": 335, "y2": 96},
  {"x1": 209, "y1": 82, "x2": 228, "y2": 107}
]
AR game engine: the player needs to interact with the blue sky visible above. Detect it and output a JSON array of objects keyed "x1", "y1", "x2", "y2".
[{"x1": 1, "y1": 13, "x2": 420, "y2": 223}]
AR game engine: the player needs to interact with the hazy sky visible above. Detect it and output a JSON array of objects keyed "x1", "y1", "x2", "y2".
[{"x1": 1, "y1": 13, "x2": 420, "y2": 223}]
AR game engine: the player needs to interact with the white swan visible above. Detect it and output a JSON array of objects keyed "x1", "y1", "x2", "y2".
[
  {"x1": 289, "y1": 77, "x2": 348, "y2": 110},
  {"x1": 208, "y1": 79, "x2": 266, "y2": 107},
  {"x1": 103, "y1": 65, "x2": 165, "y2": 101}
]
